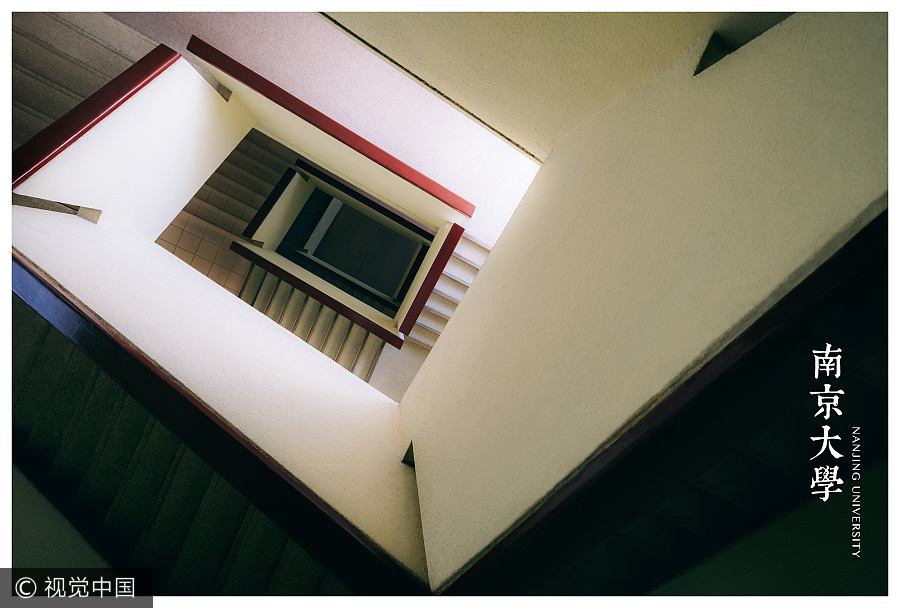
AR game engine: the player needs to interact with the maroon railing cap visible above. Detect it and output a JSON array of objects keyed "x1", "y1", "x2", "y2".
[
  {"x1": 13, "y1": 44, "x2": 181, "y2": 190},
  {"x1": 186, "y1": 35, "x2": 475, "y2": 218}
]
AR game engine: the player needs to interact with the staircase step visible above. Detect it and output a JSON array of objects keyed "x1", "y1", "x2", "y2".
[
  {"x1": 12, "y1": 102, "x2": 52, "y2": 151},
  {"x1": 527, "y1": 536, "x2": 666, "y2": 595},
  {"x1": 12, "y1": 294, "x2": 53, "y2": 403},
  {"x1": 215, "y1": 506, "x2": 290, "y2": 595},
  {"x1": 265, "y1": 280, "x2": 293, "y2": 322},
  {"x1": 13, "y1": 65, "x2": 83, "y2": 125},
  {"x1": 73, "y1": 396, "x2": 152, "y2": 527},
  {"x1": 233, "y1": 264, "x2": 385, "y2": 382},
  {"x1": 613, "y1": 511, "x2": 711, "y2": 567},
  {"x1": 188, "y1": 186, "x2": 251, "y2": 237},
  {"x1": 443, "y1": 255, "x2": 478, "y2": 285},
  {"x1": 322, "y1": 315, "x2": 353, "y2": 360},
  {"x1": 11, "y1": 12, "x2": 146, "y2": 152},
  {"x1": 98, "y1": 419, "x2": 184, "y2": 561},
  {"x1": 241, "y1": 129, "x2": 301, "y2": 166},
  {"x1": 417, "y1": 307, "x2": 449, "y2": 334},
  {"x1": 694, "y1": 449, "x2": 785, "y2": 512},
  {"x1": 197, "y1": 179, "x2": 259, "y2": 221},
  {"x1": 225, "y1": 148, "x2": 287, "y2": 187},
  {"x1": 239, "y1": 265, "x2": 267, "y2": 305},
  {"x1": 13, "y1": 327, "x2": 75, "y2": 435},
  {"x1": 430, "y1": 287, "x2": 461, "y2": 307},
  {"x1": 421, "y1": 294, "x2": 456, "y2": 326},
  {"x1": 202, "y1": 173, "x2": 266, "y2": 212},
  {"x1": 307, "y1": 308, "x2": 338, "y2": 351},
  {"x1": 13, "y1": 29, "x2": 111, "y2": 100},
  {"x1": 187, "y1": 191, "x2": 257, "y2": 228},
  {"x1": 336, "y1": 324, "x2": 368, "y2": 372},
  {"x1": 649, "y1": 483, "x2": 751, "y2": 539},
  {"x1": 320, "y1": 574, "x2": 353, "y2": 595},
  {"x1": 294, "y1": 300, "x2": 325, "y2": 342},
  {"x1": 352, "y1": 333, "x2": 385, "y2": 381},
  {"x1": 434, "y1": 274, "x2": 469, "y2": 303},
  {"x1": 48, "y1": 371, "x2": 128, "y2": 495},
  {"x1": 12, "y1": 13, "x2": 134, "y2": 80},
  {"x1": 50, "y1": 12, "x2": 156, "y2": 64},
  {"x1": 205, "y1": 171, "x2": 268, "y2": 211},
  {"x1": 741, "y1": 410, "x2": 810, "y2": 478},
  {"x1": 238, "y1": 139, "x2": 296, "y2": 175},
  {"x1": 454, "y1": 235, "x2": 491, "y2": 268},
  {"x1": 252, "y1": 273, "x2": 280, "y2": 313},
  {"x1": 278, "y1": 289, "x2": 307, "y2": 331},
  {"x1": 178, "y1": 207, "x2": 248, "y2": 250},
  {"x1": 165, "y1": 473, "x2": 251, "y2": 594},
  {"x1": 411, "y1": 320, "x2": 440, "y2": 346},
  {"x1": 192, "y1": 186, "x2": 255, "y2": 223},
  {"x1": 265, "y1": 539, "x2": 328, "y2": 595},
  {"x1": 131, "y1": 447, "x2": 216, "y2": 593},
  {"x1": 215, "y1": 159, "x2": 278, "y2": 200},
  {"x1": 25, "y1": 347, "x2": 100, "y2": 464},
  {"x1": 451, "y1": 250, "x2": 483, "y2": 271}
]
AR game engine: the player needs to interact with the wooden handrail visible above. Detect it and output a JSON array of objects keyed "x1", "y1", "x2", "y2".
[
  {"x1": 399, "y1": 223, "x2": 465, "y2": 336},
  {"x1": 13, "y1": 44, "x2": 181, "y2": 189},
  {"x1": 11, "y1": 250, "x2": 427, "y2": 595},
  {"x1": 230, "y1": 241, "x2": 405, "y2": 349},
  {"x1": 186, "y1": 35, "x2": 475, "y2": 218}
]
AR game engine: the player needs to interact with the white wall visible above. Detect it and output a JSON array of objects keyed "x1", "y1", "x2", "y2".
[
  {"x1": 13, "y1": 58, "x2": 257, "y2": 241},
  {"x1": 108, "y1": 12, "x2": 540, "y2": 248},
  {"x1": 399, "y1": 13, "x2": 887, "y2": 592},
  {"x1": 195, "y1": 64, "x2": 471, "y2": 234},
  {"x1": 12, "y1": 207, "x2": 428, "y2": 584},
  {"x1": 254, "y1": 172, "x2": 315, "y2": 249}
]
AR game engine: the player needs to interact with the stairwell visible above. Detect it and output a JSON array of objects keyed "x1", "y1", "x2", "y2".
[
  {"x1": 11, "y1": 11, "x2": 487, "y2": 586},
  {"x1": 12, "y1": 293, "x2": 351, "y2": 595},
  {"x1": 12, "y1": 12, "x2": 157, "y2": 152},
  {"x1": 153, "y1": 123, "x2": 492, "y2": 385},
  {"x1": 13, "y1": 9, "x2": 492, "y2": 388},
  {"x1": 11, "y1": 13, "x2": 354, "y2": 593},
  {"x1": 12, "y1": 12, "x2": 888, "y2": 595},
  {"x1": 235, "y1": 228, "x2": 491, "y2": 384}
]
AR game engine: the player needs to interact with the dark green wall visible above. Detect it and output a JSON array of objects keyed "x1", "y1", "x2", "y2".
[{"x1": 651, "y1": 460, "x2": 887, "y2": 595}]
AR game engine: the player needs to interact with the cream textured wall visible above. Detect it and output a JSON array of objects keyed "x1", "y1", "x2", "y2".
[
  {"x1": 255, "y1": 172, "x2": 315, "y2": 249},
  {"x1": 12, "y1": 207, "x2": 428, "y2": 584},
  {"x1": 328, "y1": 13, "x2": 790, "y2": 161},
  {"x1": 194, "y1": 64, "x2": 472, "y2": 233},
  {"x1": 108, "y1": 12, "x2": 540, "y2": 248},
  {"x1": 13, "y1": 58, "x2": 257, "y2": 241},
  {"x1": 399, "y1": 13, "x2": 887, "y2": 592}
]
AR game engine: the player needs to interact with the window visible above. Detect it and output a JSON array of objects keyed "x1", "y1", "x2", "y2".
[{"x1": 276, "y1": 184, "x2": 430, "y2": 315}]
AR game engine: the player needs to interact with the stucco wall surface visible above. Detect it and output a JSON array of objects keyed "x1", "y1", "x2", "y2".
[
  {"x1": 108, "y1": 12, "x2": 540, "y2": 248},
  {"x1": 12, "y1": 208, "x2": 428, "y2": 584},
  {"x1": 399, "y1": 13, "x2": 887, "y2": 591},
  {"x1": 255, "y1": 172, "x2": 315, "y2": 249},
  {"x1": 13, "y1": 58, "x2": 257, "y2": 241}
]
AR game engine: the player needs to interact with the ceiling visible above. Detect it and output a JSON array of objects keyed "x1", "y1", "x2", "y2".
[{"x1": 326, "y1": 12, "x2": 792, "y2": 161}]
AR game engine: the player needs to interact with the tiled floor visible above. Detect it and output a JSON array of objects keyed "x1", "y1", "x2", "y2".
[
  {"x1": 156, "y1": 210, "x2": 252, "y2": 297},
  {"x1": 154, "y1": 128, "x2": 299, "y2": 298}
]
